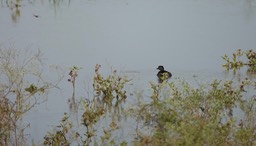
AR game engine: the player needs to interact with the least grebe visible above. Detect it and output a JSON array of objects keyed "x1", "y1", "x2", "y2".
[{"x1": 157, "y1": 65, "x2": 172, "y2": 82}]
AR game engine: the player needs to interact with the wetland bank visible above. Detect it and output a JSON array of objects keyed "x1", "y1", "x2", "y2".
[{"x1": 1, "y1": 0, "x2": 256, "y2": 145}]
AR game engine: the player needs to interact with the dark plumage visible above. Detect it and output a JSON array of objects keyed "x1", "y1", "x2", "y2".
[{"x1": 157, "y1": 65, "x2": 172, "y2": 82}]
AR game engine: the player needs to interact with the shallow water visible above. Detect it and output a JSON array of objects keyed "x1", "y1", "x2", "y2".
[{"x1": 1, "y1": 0, "x2": 256, "y2": 144}]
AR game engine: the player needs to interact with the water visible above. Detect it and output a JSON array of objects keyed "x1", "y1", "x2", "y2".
[{"x1": 1, "y1": 0, "x2": 256, "y2": 144}]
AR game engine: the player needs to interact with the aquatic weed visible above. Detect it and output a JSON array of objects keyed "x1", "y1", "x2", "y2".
[
  {"x1": 133, "y1": 78, "x2": 256, "y2": 145},
  {"x1": 222, "y1": 49, "x2": 256, "y2": 72},
  {"x1": 93, "y1": 64, "x2": 129, "y2": 104},
  {"x1": 43, "y1": 113, "x2": 73, "y2": 146}
]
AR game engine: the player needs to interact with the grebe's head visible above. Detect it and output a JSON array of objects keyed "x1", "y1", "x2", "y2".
[{"x1": 157, "y1": 65, "x2": 164, "y2": 71}]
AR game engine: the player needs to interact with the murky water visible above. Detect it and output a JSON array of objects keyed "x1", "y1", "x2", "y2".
[{"x1": 1, "y1": 0, "x2": 256, "y2": 144}]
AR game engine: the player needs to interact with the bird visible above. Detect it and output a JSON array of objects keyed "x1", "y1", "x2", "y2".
[{"x1": 156, "y1": 65, "x2": 172, "y2": 82}]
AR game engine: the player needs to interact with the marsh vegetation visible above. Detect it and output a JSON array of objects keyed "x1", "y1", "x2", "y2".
[{"x1": 0, "y1": 48, "x2": 255, "y2": 145}]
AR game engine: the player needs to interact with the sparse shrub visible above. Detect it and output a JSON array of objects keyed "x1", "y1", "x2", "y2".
[
  {"x1": 0, "y1": 48, "x2": 45, "y2": 146},
  {"x1": 0, "y1": 47, "x2": 61, "y2": 146}
]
